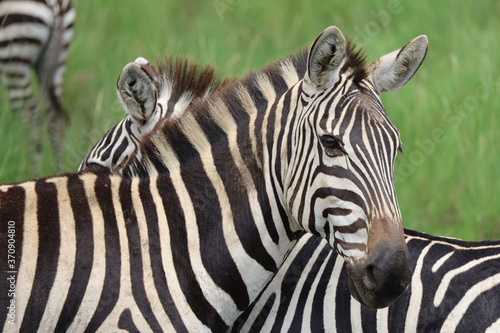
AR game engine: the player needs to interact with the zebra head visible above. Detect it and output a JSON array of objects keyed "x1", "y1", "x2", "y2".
[
  {"x1": 78, "y1": 58, "x2": 164, "y2": 172},
  {"x1": 284, "y1": 27, "x2": 427, "y2": 308},
  {"x1": 79, "y1": 56, "x2": 228, "y2": 172}
]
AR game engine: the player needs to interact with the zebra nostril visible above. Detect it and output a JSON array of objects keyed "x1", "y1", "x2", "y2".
[{"x1": 363, "y1": 264, "x2": 378, "y2": 291}]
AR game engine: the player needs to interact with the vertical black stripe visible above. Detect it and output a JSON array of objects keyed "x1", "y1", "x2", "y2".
[
  {"x1": 0, "y1": 185, "x2": 25, "y2": 329},
  {"x1": 139, "y1": 178, "x2": 188, "y2": 332},
  {"x1": 119, "y1": 179, "x2": 162, "y2": 332},
  {"x1": 234, "y1": 96, "x2": 281, "y2": 246},
  {"x1": 248, "y1": 83, "x2": 267, "y2": 171},
  {"x1": 211, "y1": 137, "x2": 278, "y2": 275},
  {"x1": 236, "y1": 293, "x2": 276, "y2": 332},
  {"x1": 85, "y1": 175, "x2": 121, "y2": 332},
  {"x1": 335, "y1": 265, "x2": 352, "y2": 332},
  {"x1": 21, "y1": 179, "x2": 61, "y2": 331},
  {"x1": 311, "y1": 242, "x2": 335, "y2": 332},
  {"x1": 290, "y1": 241, "x2": 331, "y2": 330},
  {"x1": 55, "y1": 174, "x2": 94, "y2": 331},
  {"x1": 181, "y1": 158, "x2": 250, "y2": 310},
  {"x1": 101, "y1": 125, "x2": 124, "y2": 160},
  {"x1": 157, "y1": 175, "x2": 228, "y2": 331},
  {"x1": 113, "y1": 137, "x2": 129, "y2": 165}
]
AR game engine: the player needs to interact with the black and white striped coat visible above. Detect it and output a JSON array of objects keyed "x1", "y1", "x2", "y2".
[
  {"x1": 231, "y1": 230, "x2": 500, "y2": 332},
  {"x1": 78, "y1": 29, "x2": 500, "y2": 332},
  {"x1": 1, "y1": 27, "x2": 427, "y2": 331},
  {"x1": 78, "y1": 56, "x2": 230, "y2": 173},
  {"x1": 0, "y1": 0, "x2": 75, "y2": 170}
]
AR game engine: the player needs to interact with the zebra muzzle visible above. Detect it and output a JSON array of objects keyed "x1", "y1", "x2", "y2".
[{"x1": 345, "y1": 241, "x2": 412, "y2": 309}]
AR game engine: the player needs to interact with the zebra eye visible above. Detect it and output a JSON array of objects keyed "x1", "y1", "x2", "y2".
[{"x1": 321, "y1": 135, "x2": 344, "y2": 157}]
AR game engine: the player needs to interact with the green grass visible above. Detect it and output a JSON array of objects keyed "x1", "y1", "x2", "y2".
[{"x1": 1, "y1": 0, "x2": 499, "y2": 240}]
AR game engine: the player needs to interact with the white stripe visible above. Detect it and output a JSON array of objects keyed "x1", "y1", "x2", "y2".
[
  {"x1": 208, "y1": 97, "x2": 284, "y2": 263},
  {"x1": 323, "y1": 254, "x2": 345, "y2": 331},
  {"x1": 236, "y1": 86, "x2": 262, "y2": 170},
  {"x1": 405, "y1": 234, "x2": 500, "y2": 251},
  {"x1": 255, "y1": 74, "x2": 296, "y2": 247},
  {"x1": 434, "y1": 253, "x2": 500, "y2": 307},
  {"x1": 279, "y1": 58, "x2": 300, "y2": 87},
  {"x1": 62, "y1": 7, "x2": 76, "y2": 28},
  {"x1": 280, "y1": 241, "x2": 325, "y2": 333},
  {"x1": 0, "y1": 43, "x2": 42, "y2": 60},
  {"x1": 440, "y1": 272, "x2": 500, "y2": 333},
  {"x1": 301, "y1": 242, "x2": 333, "y2": 333},
  {"x1": 38, "y1": 177, "x2": 77, "y2": 332},
  {"x1": 149, "y1": 175, "x2": 208, "y2": 331},
  {"x1": 404, "y1": 243, "x2": 433, "y2": 333},
  {"x1": 68, "y1": 174, "x2": 107, "y2": 331},
  {"x1": 350, "y1": 297, "x2": 363, "y2": 332},
  {"x1": 0, "y1": 23, "x2": 50, "y2": 45},
  {"x1": 431, "y1": 251, "x2": 453, "y2": 272},
  {"x1": 169, "y1": 163, "x2": 239, "y2": 326},
  {"x1": 376, "y1": 306, "x2": 389, "y2": 333},
  {"x1": 130, "y1": 178, "x2": 172, "y2": 327},
  {"x1": 98, "y1": 177, "x2": 153, "y2": 332},
  {"x1": 62, "y1": 28, "x2": 74, "y2": 45},
  {"x1": 179, "y1": 110, "x2": 276, "y2": 306}
]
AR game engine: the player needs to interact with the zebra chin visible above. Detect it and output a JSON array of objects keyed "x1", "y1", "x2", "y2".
[{"x1": 344, "y1": 231, "x2": 412, "y2": 309}]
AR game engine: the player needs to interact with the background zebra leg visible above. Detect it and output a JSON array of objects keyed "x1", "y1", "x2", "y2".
[
  {"x1": 47, "y1": 104, "x2": 66, "y2": 171},
  {"x1": 35, "y1": 19, "x2": 69, "y2": 173},
  {"x1": 24, "y1": 97, "x2": 44, "y2": 174}
]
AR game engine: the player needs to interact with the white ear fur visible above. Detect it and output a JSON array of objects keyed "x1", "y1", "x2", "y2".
[
  {"x1": 117, "y1": 61, "x2": 158, "y2": 126},
  {"x1": 134, "y1": 57, "x2": 149, "y2": 65},
  {"x1": 305, "y1": 26, "x2": 347, "y2": 91},
  {"x1": 367, "y1": 35, "x2": 428, "y2": 93}
]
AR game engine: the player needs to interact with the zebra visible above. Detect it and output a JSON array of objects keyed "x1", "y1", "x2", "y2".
[
  {"x1": 0, "y1": 0, "x2": 75, "y2": 171},
  {"x1": 76, "y1": 29, "x2": 500, "y2": 333},
  {"x1": 230, "y1": 230, "x2": 500, "y2": 333},
  {"x1": 78, "y1": 55, "x2": 231, "y2": 173},
  {"x1": 1, "y1": 26, "x2": 427, "y2": 331}
]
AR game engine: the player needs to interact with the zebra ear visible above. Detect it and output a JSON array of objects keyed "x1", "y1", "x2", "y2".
[
  {"x1": 117, "y1": 59, "x2": 158, "y2": 126},
  {"x1": 367, "y1": 35, "x2": 428, "y2": 93},
  {"x1": 305, "y1": 26, "x2": 347, "y2": 91}
]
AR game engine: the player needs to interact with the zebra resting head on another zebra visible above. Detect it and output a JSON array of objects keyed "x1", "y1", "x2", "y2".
[
  {"x1": 78, "y1": 55, "x2": 230, "y2": 173},
  {"x1": 80, "y1": 25, "x2": 427, "y2": 313}
]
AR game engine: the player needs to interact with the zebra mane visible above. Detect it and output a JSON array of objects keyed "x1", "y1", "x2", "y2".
[
  {"x1": 155, "y1": 55, "x2": 234, "y2": 112},
  {"x1": 125, "y1": 40, "x2": 367, "y2": 176}
]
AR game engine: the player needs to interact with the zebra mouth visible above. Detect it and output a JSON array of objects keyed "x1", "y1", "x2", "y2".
[{"x1": 345, "y1": 250, "x2": 411, "y2": 309}]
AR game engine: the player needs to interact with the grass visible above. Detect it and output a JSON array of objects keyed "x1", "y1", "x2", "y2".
[{"x1": 1, "y1": 0, "x2": 499, "y2": 240}]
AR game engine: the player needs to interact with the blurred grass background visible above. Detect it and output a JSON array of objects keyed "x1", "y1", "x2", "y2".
[{"x1": 1, "y1": 0, "x2": 499, "y2": 240}]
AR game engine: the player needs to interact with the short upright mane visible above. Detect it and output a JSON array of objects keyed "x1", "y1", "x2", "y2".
[
  {"x1": 125, "y1": 40, "x2": 368, "y2": 176},
  {"x1": 155, "y1": 55, "x2": 234, "y2": 106},
  {"x1": 344, "y1": 39, "x2": 368, "y2": 82}
]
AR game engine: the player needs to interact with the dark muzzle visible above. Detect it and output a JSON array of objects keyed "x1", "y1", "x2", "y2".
[{"x1": 346, "y1": 243, "x2": 412, "y2": 309}]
